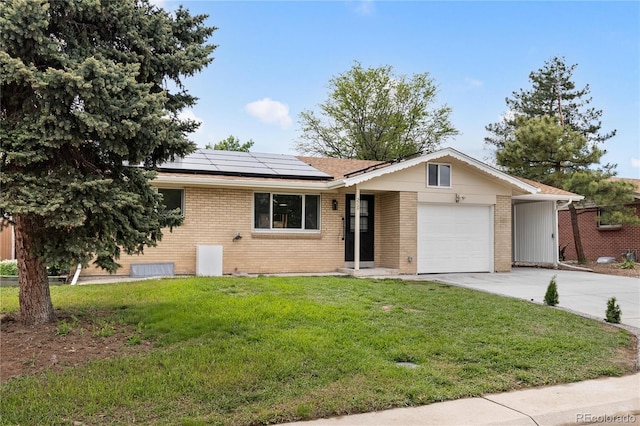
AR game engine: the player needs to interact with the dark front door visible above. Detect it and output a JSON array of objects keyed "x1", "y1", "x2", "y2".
[{"x1": 345, "y1": 194, "x2": 374, "y2": 262}]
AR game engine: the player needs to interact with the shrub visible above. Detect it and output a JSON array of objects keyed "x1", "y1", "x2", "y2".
[
  {"x1": 605, "y1": 297, "x2": 621, "y2": 324},
  {"x1": 0, "y1": 260, "x2": 18, "y2": 276},
  {"x1": 544, "y1": 275, "x2": 559, "y2": 306},
  {"x1": 56, "y1": 320, "x2": 73, "y2": 336},
  {"x1": 621, "y1": 259, "x2": 635, "y2": 270}
]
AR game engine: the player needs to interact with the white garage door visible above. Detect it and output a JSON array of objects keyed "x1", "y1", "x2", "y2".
[{"x1": 417, "y1": 204, "x2": 493, "y2": 273}]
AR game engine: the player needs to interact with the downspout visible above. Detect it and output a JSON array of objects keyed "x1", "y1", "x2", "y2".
[
  {"x1": 354, "y1": 185, "x2": 360, "y2": 273},
  {"x1": 553, "y1": 200, "x2": 561, "y2": 268},
  {"x1": 70, "y1": 263, "x2": 82, "y2": 285}
]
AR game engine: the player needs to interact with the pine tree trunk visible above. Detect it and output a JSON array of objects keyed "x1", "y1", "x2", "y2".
[
  {"x1": 568, "y1": 204, "x2": 587, "y2": 264},
  {"x1": 14, "y1": 215, "x2": 56, "y2": 325}
]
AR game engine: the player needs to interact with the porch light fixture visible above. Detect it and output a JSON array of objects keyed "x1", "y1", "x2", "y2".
[{"x1": 332, "y1": 199, "x2": 338, "y2": 210}]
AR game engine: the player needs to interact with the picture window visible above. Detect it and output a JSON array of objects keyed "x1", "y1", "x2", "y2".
[{"x1": 254, "y1": 193, "x2": 320, "y2": 230}]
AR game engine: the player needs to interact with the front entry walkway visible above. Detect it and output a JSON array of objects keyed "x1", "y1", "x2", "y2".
[{"x1": 397, "y1": 267, "x2": 640, "y2": 329}]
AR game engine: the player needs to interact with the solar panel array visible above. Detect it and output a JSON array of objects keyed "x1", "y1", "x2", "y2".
[{"x1": 158, "y1": 149, "x2": 333, "y2": 180}]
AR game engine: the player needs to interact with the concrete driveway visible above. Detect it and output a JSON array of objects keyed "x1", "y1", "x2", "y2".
[{"x1": 409, "y1": 267, "x2": 640, "y2": 329}]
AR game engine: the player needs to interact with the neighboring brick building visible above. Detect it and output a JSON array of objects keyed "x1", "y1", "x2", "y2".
[
  {"x1": 558, "y1": 178, "x2": 640, "y2": 262},
  {"x1": 0, "y1": 224, "x2": 13, "y2": 261},
  {"x1": 77, "y1": 148, "x2": 580, "y2": 278}
]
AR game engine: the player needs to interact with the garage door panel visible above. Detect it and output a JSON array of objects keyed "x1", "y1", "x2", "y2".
[{"x1": 418, "y1": 204, "x2": 492, "y2": 273}]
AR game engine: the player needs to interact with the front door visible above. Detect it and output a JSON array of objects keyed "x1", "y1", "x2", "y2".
[{"x1": 345, "y1": 194, "x2": 375, "y2": 263}]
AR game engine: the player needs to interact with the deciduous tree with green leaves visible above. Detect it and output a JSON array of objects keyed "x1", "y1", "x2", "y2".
[
  {"x1": 486, "y1": 57, "x2": 637, "y2": 263},
  {"x1": 295, "y1": 62, "x2": 458, "y2": 161},
  {"x1": 0, "y1": 0, "x2": 216, "y2": 324},
  {"x1": 205, "y1": 135, "x2": 254, "y2": 152}
]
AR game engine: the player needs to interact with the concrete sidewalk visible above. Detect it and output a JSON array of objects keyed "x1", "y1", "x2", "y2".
[{"x1": 284, "y1": 373, "x2": 640, "y2": 425}]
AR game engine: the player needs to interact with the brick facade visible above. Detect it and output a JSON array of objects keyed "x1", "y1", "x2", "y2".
[
  {"x1": 558, "y1": 204, "x2": 640, "y2": 262},
  {"x1": 376, "y1": 191, "x2": 417, "y2": 274},
  {"x1": 84, "y1": 187, "x2": 347, "y2": 276},
  {"x1": 494, "y1": 195, "x2": 512, "y2": 272},
  {"x1": 83, "y1": 188, "x2": 425, "y2": 277}
]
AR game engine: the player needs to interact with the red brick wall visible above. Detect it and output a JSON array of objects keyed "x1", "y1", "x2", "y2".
[{"x1": 558, "y1": 203, "x2": 640, "y2": 261}]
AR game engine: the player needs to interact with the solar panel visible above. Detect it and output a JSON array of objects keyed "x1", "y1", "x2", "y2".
[{"x1": 158, "y1": 149, "x2": 333, "y2": 180}]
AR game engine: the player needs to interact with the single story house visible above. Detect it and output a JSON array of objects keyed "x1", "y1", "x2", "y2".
[
  {"x1": 558, "y1": 178, "x2": 640, "y2": 262},
  {"x1": 76, "y1": 147, "x2": 582, "y2": 277}
]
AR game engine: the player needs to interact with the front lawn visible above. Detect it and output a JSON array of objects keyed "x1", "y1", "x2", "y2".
[{"x1": 0, "y1": 276, "x2": 636, "y2": 425}]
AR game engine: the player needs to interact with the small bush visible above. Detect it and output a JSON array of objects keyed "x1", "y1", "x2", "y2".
[
  {"x1": 544, "y1": 275, "x2": 559, "y2": 306},
  {"x1": 126, "y1": 335, "x2": 142, "y2": 346},
  {"x1": 0, "y1": 259, "x2": 18, "y2": 276},
  {"x1": 605, "y1": 297, "x2": 622, "y2": 324},
  {"x1": 93, "y1": 321, "x2": 115, "y2": 337},
  {"x1": 47, "y1": 263, "x2": 70, "y2": 276},
  {"x1": 56, "y1": 320, "x2": 73, "y2": 336},
  {"x1": 621, "y1": 259, "x2": 635, "y2": 270}
]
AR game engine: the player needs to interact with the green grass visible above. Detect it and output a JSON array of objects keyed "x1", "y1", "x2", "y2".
[{"x1": 0, "y1": 276, "x2": 635, "y2": 425}]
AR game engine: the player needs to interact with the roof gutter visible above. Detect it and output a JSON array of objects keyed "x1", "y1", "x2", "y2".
[
  {"x1": 556, "y1": 198, "x2": 574, "y2": 209},
  {"x1": 512, "y1": 194, "x2": 584, "y2": 202},
  {"x1": 154, "y1": 174, "x2": 346, "y2": 191}
]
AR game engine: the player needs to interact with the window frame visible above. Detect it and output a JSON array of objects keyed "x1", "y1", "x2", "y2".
[
  {"x1": 253, "y1": 192, "x2": 321, "y2": 232},
  {"x1": 157, "y1": 187, "x2": 185, "y2": 216},
  {"x1": 597, "y1": 207, "x2": 622, "y2": 230},
  {"x1": 426, "y1": 163, "x2": 452, "y2": 188}
]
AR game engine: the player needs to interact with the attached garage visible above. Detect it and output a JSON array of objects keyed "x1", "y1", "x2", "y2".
[
  {"x1": 417, "y1": 204, "x2": 493, "y2": 273},
  {"x1": 513, "y1": 201, "x2": 556, "y2": 264}
]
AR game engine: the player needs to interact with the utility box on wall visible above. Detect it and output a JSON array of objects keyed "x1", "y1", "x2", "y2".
[{"x1": 196, "y1": 245, "x2": 223, "y2": 277}]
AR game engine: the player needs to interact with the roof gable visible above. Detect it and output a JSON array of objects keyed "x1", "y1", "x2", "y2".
[{"x1": 339, "y1": 148, "x2": 539, "y2": 194}]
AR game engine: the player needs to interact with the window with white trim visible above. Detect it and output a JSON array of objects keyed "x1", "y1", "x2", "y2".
[
  {"x1": 427, "y1": 163, "x2": 451, "y2": 187},
  {"x1": 597, "y1": 208, "x2": 621, "y2": 230},
  {"x1": 158, "y1": 188, "x2": 184, "y2": 215},
  {"x1": 254, "y1": 193, "x2": 320, "y2": 230}
]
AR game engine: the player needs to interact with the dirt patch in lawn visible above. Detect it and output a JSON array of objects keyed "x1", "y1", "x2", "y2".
[{"x1": 0, "y1": 310, "x2": 152, "y2": 384}]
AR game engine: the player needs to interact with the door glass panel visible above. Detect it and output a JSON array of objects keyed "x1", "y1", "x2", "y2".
[{"x1": 349, "y1": 199, "x2": 369, "y2": 232}]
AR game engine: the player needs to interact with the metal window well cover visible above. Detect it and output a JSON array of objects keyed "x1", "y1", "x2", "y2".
[
  {"x1": 158, "y1": 149, "x2": 333, "y2": 180},
  {"x1": 130, "y1": 263, "x2": 175, "y2": 277}
]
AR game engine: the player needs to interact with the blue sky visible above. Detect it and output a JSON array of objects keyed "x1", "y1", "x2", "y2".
[{"x1": 156, "y1": 1, "x2": 639, "y2": 178}]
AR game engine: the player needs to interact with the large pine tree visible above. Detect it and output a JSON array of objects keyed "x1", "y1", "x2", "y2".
[
  {"x1": 0, "y1": 0, "x2": 216, "y2": 324},
  {"x1": 486, "y1": 57, "x2": 637, "y2": 263}
]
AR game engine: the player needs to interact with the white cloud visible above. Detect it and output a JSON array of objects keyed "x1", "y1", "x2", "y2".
[
  {"x1": 245, "y1": 98, "x2": 292, "y2": 129},
  {"x1": 350, "y1": 0, "x2": 375, "y2": 16},
  {"x1": 464, "y1": 77, "x2": 483, "y2": 90},
  {"x1": 631, "y1": 158, "x2": 640, "y2": 169},
  {"x1": 499, "y1": 110, "x2": 517, "y2": 123},
  {"x1": 177, "y1": 109, "x2": 204, "y2": 134}
]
